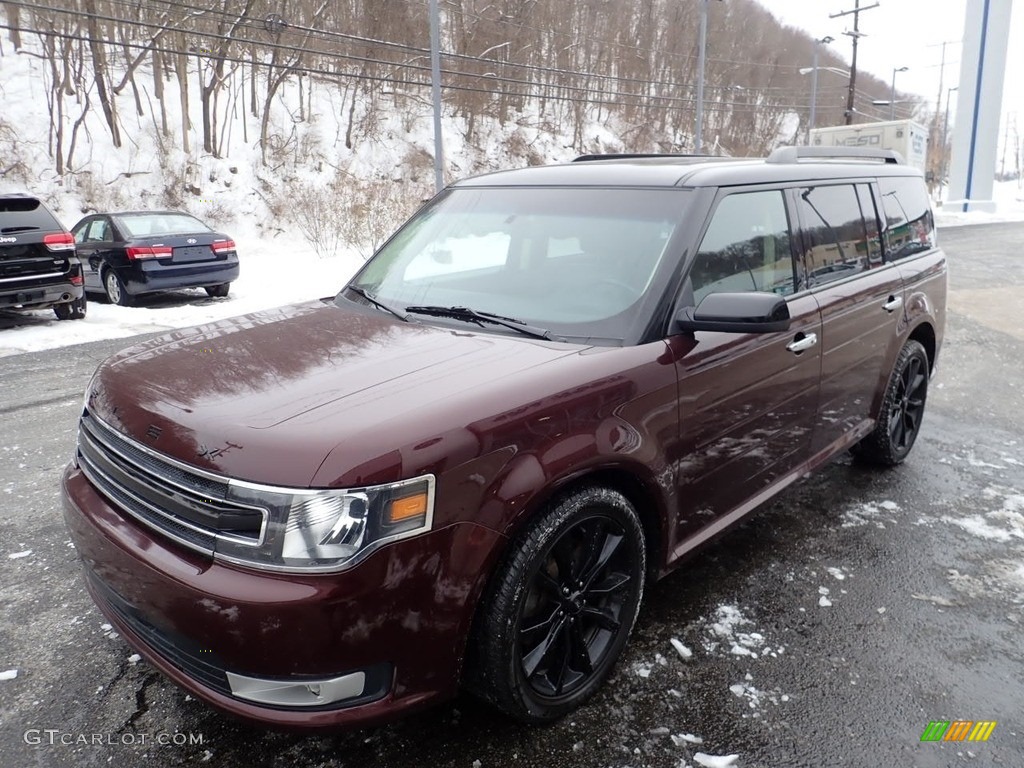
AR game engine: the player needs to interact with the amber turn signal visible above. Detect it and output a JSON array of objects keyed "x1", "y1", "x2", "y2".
[{"x1": 387, "y1": 493, "x2": 428, "y2": 523}]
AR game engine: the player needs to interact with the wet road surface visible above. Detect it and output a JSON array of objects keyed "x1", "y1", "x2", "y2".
[{"x1": 0, "y1": 222, "x2": 1021, "y2": 767}]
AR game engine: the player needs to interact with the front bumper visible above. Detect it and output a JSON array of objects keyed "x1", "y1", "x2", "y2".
[{"x1": 62, "y1": 464, "x2": 502, "y2": 730}]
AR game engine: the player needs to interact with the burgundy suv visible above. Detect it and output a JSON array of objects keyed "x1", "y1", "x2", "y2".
[{"x1": 62, "y1": 147, "x2": 946, "y2": 729}]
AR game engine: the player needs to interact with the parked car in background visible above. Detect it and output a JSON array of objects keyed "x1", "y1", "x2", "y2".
[
  {"x1": 71, "y1": 211, "x2": 239, "y2": 306},
  {"x1": 1, "y1": 193, "x2": 86, "y2": 320},
  {"x1": 62, "y1": 147, "x2": 945, "y2": 731}
]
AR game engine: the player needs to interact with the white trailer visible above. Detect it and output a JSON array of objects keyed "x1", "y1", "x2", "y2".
[{"x1": 809, "y1": 120, "x2": 928, "y2": 174}]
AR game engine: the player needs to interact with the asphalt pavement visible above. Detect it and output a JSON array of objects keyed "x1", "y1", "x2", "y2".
[{"x1": 0, "y1": 222, "x2": 1021, "y2": 768}]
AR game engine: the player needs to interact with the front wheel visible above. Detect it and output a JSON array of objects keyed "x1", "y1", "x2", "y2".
[
  {"x1": 466, "y1": 487, "x2": 646, "y2": 723},
  {"x1": 852, "y1": 339, "x2": 930, "y2": 466}
]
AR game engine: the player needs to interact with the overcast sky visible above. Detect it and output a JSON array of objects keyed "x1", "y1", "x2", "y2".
[{"x1": 754, "y1": 0, "x2": 1022, "y2": 137}]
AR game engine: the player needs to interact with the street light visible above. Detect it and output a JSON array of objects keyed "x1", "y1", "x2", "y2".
[
  {"x1": 800, "y1": 35, "x2": 834, "y2": 143},
  {"x1": 799, "y1": 65, "x2": 850, "y2": 140},
  {"x1": 800, "y1": 66, "x2": 852, "y2": 78},
  {"x1": 889, "y1": 66, "x2": 908, "y2": 120}
]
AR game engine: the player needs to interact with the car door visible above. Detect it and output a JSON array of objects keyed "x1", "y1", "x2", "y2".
[
  {"x1": 793, "y1": 182, "x2": 907, "y2": 457},
  {"x1": 73, "y1": 216, "x2": 116, "y2": 291},
  {"x1": 669, "y1": 188, "x2": 822, "y2": 552}
]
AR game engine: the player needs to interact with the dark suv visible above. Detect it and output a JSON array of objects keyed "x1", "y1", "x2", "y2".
[
  {"x1": 62, "y1": 147, "x2": 945, "y2": 730},
  {"x1": 1, "y1": 193, "x2": 86, "y2": 320}
]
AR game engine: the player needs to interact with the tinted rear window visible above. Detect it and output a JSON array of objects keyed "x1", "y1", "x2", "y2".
[
  {"x1": 796, "y1": 184, "x2": 873, "y2": 287},
  {"x1": 0, "y1": 197, "x2": 62, "y2": 233},
  {"x1": 878, "y1": 176, "x2": 935, "y2": 261}
]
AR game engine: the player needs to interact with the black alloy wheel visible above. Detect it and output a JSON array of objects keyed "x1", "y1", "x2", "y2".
[
  {"x1": 853, "y1": 339, "x2": 930, "y2": 466},
  {"x1": 889, "y1": 348, "x2": 928, "y2": 452},
  {"x1": 467, "y1": 487, "x2": 645, "y2": 723}
]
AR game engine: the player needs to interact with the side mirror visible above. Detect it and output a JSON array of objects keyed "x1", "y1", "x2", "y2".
[{"x1": 674, "y1": 291, "x2": 791, "y2": 334}]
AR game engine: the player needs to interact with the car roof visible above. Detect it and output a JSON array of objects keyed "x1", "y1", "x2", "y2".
[
  {"x1": 102, "y1": 210, "x2": 197, "y2": 217},
  {"x1": 454, "y1": 151, "x2": 924, "y2": 189}
]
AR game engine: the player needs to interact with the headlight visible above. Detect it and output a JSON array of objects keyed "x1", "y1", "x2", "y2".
[{"x1": 215, "y1": 475, "x2": 435, "y2": 573}]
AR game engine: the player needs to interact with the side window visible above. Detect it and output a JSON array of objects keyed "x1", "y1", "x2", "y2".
[
  {"x1": 856, "y1": 184, "x2": 883, "y2": 265},
  {"x1": 72, "y1": 221, "x2": 89, "y2": 244},
  {"x1": 689, "y1": 190, "x2": 796, "y2": 305},
  {"x1": 796, "y1": 184, "x2": 871, "y2": 287},
  {"x1": 878, "y1": 176, "x2": 935, "y2": 261},
  {"x1": 85, "y1": 218, "x2": 111, "y2": 243}
]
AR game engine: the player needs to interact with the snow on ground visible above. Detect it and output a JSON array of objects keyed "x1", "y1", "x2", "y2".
[
  {"x1": 701, "y1": 605, "x2": 785, "y2": 660},
  {"x1": 940, "y1": 486, "x2": 1024, "y2": 543},
  {"x1": 0, "y1": 234, "x2": 364, "y2": 358},
  {"x1": 840, "y1": 499, "x2": 900, "y2": 529},
  {"x1": 693, "y1": 752, "x2": 740, "y2": 767},
  {"x1": 933, "y1": 179, "x2": 1024, "y2": 228},
  {"x1": 728, "y1": 671, "x2": 790, "y2": 714},
  {"x1": 0, "y1": 669, "x2": 18, "y2": 680},
  {"x1": 670, "y1": 637, "x2": 694, "y2": 660}
]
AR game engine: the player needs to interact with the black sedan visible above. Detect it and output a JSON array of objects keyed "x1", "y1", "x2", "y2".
[{"x1": 71, "y1": 211, "x2": 240, "y2": 306}]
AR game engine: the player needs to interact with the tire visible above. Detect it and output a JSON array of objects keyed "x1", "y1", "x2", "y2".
[
  {"x1": 204, "y1": 283, "x2": 230, "y2": 298},
  {"x1": 54, "y1": 294, "x2": 87, "y2": 320},
  {"x1": 466, "y1": 486, "x2": 646, "y2": 723},
  {"x1": 103, "y1": 270, "x2": 132, "y2": 306},
  {"x1": 852, "y1": 339, "x2": 929, "y2": 466}
]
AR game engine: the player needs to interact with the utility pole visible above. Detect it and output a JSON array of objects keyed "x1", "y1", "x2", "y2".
[
  {"x1": 695, "y1": 0, "x2": 709, "y2": 153},
  {"x1": 830, "y1": 0, "x2": 878, "y2": 125},
  {"x1": 429, "y1": 0, "x2": 444, "y2": 193},
  {"x1": 694, "y1": 0, "x2": 722, "y2": 154}
]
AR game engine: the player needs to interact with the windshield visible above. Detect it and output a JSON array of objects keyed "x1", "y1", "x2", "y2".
[
  {"x1": 344, "y1": 186, "x2": 692, "y2": 342},
  {"x1": 117, "y1": 212, "x2": 212, "y2": 238}
]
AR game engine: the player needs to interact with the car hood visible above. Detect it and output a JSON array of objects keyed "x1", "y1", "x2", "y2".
[{"x1": 86, "y1": 301, "x2": 583, "y2": 487}]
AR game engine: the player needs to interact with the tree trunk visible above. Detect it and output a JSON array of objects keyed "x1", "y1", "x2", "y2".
[
  {"x1": 175, "y1": 41, "x2": 190, "y2": 154},
  {"x1": 152, "y1": 49, "x2": 168, "y2": 135},
  {"x1": 5, "y1": 3, "x2": 21, "y2": 50},
  {"x1": 83, "y1": 0, "x2": 121, "y2": 147}
]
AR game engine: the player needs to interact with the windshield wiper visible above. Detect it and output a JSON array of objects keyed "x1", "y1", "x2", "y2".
[
  {"x1": 404, "y1": 305, "x2": 559, "y2": 341},
  {"x1": 1, "y1": 226, "x2": 40, "y2": 234},
  {"x1": 345, "y1": 285, "x2": 410, "y2": 322}
]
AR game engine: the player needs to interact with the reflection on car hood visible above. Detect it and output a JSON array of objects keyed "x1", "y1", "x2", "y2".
[{"x1": 87, "y1": 301, "x2": 582, "y2": 487}]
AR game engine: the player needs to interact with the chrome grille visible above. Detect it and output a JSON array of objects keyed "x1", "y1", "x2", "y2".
[{"x1": 77, "y1": 410, "x2": 267, "y2": 556}]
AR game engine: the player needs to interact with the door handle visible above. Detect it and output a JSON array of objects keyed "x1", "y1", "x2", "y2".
[
  {"x1": 786, "y1": 332, "x2": 818, "y2": 354},
  {"x1": 882, "y1": 295, "x2": 903, "y2": 312}
]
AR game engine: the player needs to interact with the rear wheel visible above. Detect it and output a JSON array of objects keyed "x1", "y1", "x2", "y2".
[
  {"x1": 54, "y1": 294, "x2": 87, "y2": 320},
  {"x1": 204, "y1": 283, "x2": 230, "y2": 298},
  {"x1": 103, "y1": 270, "x2": 132, "y2": 306},
  {"x1": 466, "y1": 487, "x2": 646, "y2": 723},
  {"x1": 852, "y1": 339, "x2": 929, "y2": 466}
]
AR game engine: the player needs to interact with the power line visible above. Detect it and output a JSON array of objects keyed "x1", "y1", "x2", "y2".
[
  {"x1": 4, "y1": 0, "x2": 828, "y2": 111},
  {"x1": 0, "y1": 18, "x2": 831, "y2": 118}
]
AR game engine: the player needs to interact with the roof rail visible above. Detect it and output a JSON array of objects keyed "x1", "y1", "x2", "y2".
[
  {"x1": 766, "y1": 146, "x2": 904, "y2": 165},
  {"x1": 572, "y1": 153, "x2": 717, "y2": 162}
]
